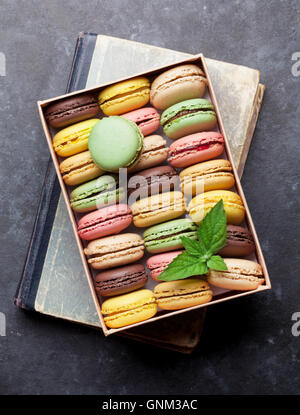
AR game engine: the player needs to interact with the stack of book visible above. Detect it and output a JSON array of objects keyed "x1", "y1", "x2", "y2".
[{"x1": 15, "y1": 33, "x2": 265, "y2": 353}]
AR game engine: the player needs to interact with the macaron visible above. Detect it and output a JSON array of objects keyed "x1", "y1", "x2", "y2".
[
  {"x1": 59, "y1": 150, "x2": 103, "y2": 186},
  {"x1": 161, "y1": 99, "x2": 217, "y2": 140},
  {"x1": 180, "y1": 159, "x2": 235, "y2": 195},
  {"x1": 168, "y1": 131, "x2": 224, "y2": 168},
  {"x1": 84, "y1": 233, "x2": 144, "y2": 270},
  {"x1": 188, "y1": 190, "x2": 245, "y2": 225},
  {"x1": 128, "y1": 135, "x2": 168, "y2": 173},
  {"x1": 219, "y1": 225, "x2": 255, "y2": 257},
  {"x1": 121, "y1": 107, "x2": 160, "y2": 136},
  {"x1": 146, "y1": 251, "x2": 183, "y2": 281},
  {"x1": 98, "y1": 77, "x2": 150, "y2": 115},
  {"x1": 52, "y1": 119, "x2": 99, "y2": 157},
  {"x1": 150, "y1": 64, "x2": 207, "y2": 110},
  {"x1": 88, "y1": 116, "x2": 144, "y2": 172},
  {"x1": 143, "y1": 218, "x2": 197, "y2": 254},
  {"x1": 94, "y1": 264, "x2": 148, "y2": 297},
  {"x1": 128, "y1": 166, "x2": 179, "y2": 199},
  {"x1": 154, "y1": 279, "x2": 213, "y2": 310},
  {"x1": 77, "y1": 204, "x2": 132, "y2": 241},
  {"x1": 101, "y1": 289, "x2": 157, "y2": 329},
  {"x1": 207, "y1": 258, "x2": 264, "y2": 291},
  {"x1": 44, "y1": 93, "x2": 99, "y2": 128},
  {"x1": 131, "y1": 191, "x2": 186, "y2": 228},
  {"x1": 70, "y1": 174, "x2": 124, "y2": 213}
]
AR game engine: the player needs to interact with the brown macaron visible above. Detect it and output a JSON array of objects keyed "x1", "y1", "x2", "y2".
[
  {"x1": 94, "y1": 264, "x2": 148, "y2": 297},
  {"x1": 45, "y1": 93, "x2": 99, "y2": 128},
  {"x1": 128, "y1": 165, "x2": 179, "y2": 199},
  {"x1": 219, "y1": 225, "x2": 255, "y2": 257}
]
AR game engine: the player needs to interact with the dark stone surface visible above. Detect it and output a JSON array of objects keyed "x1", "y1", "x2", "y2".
[{"x1": 0, "y1": 0, "x2": 299, "y2": 395}]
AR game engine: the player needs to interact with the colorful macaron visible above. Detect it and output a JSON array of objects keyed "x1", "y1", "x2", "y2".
[
  {"x1": 188, "y1": 190, "x2": 245, "y2": 225},
  {"x1": 180, "y1": 159, "x2": 235, "y2": 195},
  {"x1": 154, "y1": 279, "x2": 213, "y2": 310},
  {"x1": 128, "y1": 135, "x2": 168, "y2": 173},
  {"x1": 168, "y1": 131, "x2": 224, "y2": 168},
  {"x1": 131, "y1": 191, "x2": 186, "y2": 228},
  {"x1": 84, "y1": 233, "x2": 144, "y2": 270},
  {"x1": 101, "y1": 289, "x2": 157, "y2": 329},
  {"x1": 150, "y1": 64, "x2": 207, "y2": 110},
  {"x1": 59, "y1": 150, "x2": 103, "y2": 186},
  {"x1": 70, "y1": 174, "x2": 124, "y2": 213},
  {"x1": 219, "y1": 225, "x2": 255, "y2": 257},
  {"x1": 146, "y1": 251, "x2": 183, "y2": 281},
  {"x1": 128, "y1": 166, "x2": 178, "y2": 199},
  {"x1": 88, "y1": 116, "x2": 144, "y2": 172},
  {"x1": 77, "y1": 204, "x2": 132, "y2": 240},
  {"x1": 143, "y1": 218, "x2": 197, "y2": 254},
  {"x1": 121, "y1": 107, "x2": 160, "y2": 136},
  {"x1": 94, "y1": 264, "x2": 148, "y2": 297},
  {"x1": 207, "y1": 258, "x2": 264, "y2": 291},
  {"x1": 161, "y1": 99, "x2": 217, "y2": 140},
  {"x1": 98, "y1": 77, "x2": 150, "y2": 115},
  {"x1": 45, "y1": 93, "x2": 99, "y2": 128},
  {"x1": 52, "y1": 119, "x2": 99, "y2": 157}
]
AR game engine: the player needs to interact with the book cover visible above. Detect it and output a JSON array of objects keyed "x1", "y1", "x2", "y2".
[{"x1": 15, "y1": 33, "x2": 265, "y2": 353}]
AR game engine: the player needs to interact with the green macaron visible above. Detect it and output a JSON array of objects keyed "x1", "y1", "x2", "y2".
[
  {"x1": 88, "y1": 116, "x2": 144, "y2": 172},
  {"x1": 160, "y1": 98, "x2": 217, "y2": 140},
  {"x1": 143, "y1": 218, "x2": 198, "y2": 254},
  {"x1": 70, "y1": 174, "x2": 125, "y2": 213}
]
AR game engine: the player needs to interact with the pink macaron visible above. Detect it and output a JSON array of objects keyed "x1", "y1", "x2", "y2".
[
  {"x1": 78, "y1": 204, "x2": 133, "y2": 241},
  {"x1": 168, "y1": 131, "x2": 224, "y2": 168},
  {"x1": 146, "y1": 251, "x2": 183, "y2": 281},
  {"x1": 121, "y1": 107, "x2": 160, "y2": 136}
]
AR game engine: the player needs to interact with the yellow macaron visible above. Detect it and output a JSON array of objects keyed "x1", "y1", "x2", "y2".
[
  {"x1": 188, "y1": 190, "x2": 245, "y2": 224},
  {"x1": 131, "y1": 191, "x2": 186, "y2": 228},
  {"x1": 180, "y1": 159, "x2": 235, "y2": 195},
  {"x1": 154, "y1": 279, "x2": 212, "y2": 310},
  {"x1": 101, "y1": 289, "x2": 157, "y2": 329},
  {"x1": 98, "y1": 77, "x2": 150, "y2": 115},
  {"x1": 53, "y1": 119, "x2": 99, "y2": 157},
  {"x1": 59, "y1": 150, "x2": 103, "y2": 186}
]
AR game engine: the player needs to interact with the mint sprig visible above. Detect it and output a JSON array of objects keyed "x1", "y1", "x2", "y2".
[{"x1": 158, "y1": 200, "x2": 228, "y2": 281}]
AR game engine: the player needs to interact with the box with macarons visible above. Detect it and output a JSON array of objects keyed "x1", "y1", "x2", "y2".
[{"x1": 38, "y1": 55, "x2": 270, "y2": 336}]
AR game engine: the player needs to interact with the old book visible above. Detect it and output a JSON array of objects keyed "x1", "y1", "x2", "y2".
[{"x1": 15, "y1": 33, "x2": 265, "y2": 353}]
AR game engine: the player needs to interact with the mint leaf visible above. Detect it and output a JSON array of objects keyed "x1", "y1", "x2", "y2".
[
  {"x1": 197, "y1": 200, "x2": 227, "y2": 255},
  {"x1": 156, "y1": 201, "x2": 228, "y2": 282},
  {"x1": 207, "y1": 255, "x2": 228, "y2": 271},
  {"x1": 158, "y1": 251, "x2": 209, "y2": 281},
  {"x1": 180, "y1": 235, "x2": 206, "y2": 257}
]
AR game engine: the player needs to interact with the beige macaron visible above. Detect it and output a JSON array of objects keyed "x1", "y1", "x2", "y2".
[
  {"x1": 154, "y1": 279, "x2": 213, "y2": 310},
  {"x1": 131, "y1": 191, "x2": 186, "y2": 227},
  {"x1": 180, "y1": 159, "x2": 235, "y2": 195},
  {"x1": 59, "y1": 150, "x2": 103, "y2": 186},
  {"x1": 150, "y1": 64, "x2": 207, "y2": 110},
  {"x1": 208, "y1": 258, "x2": 264, "y2": 291},
  {"x1": 128, "y1": 135, "x2": 168, "y2": 173},
  {"x1": 84, "y1": 233, "x2": 144, "y2": 270}
]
